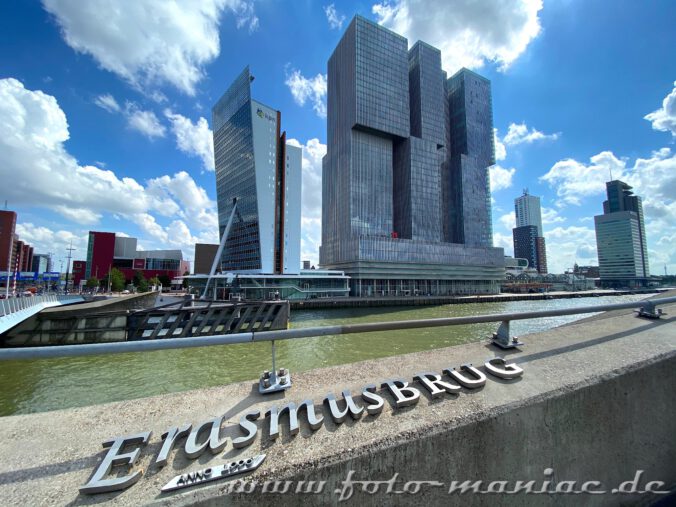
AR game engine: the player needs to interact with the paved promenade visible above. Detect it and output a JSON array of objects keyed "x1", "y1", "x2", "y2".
[{"x1": 0, "y1": 294, "x2": 674, "y2": 505}]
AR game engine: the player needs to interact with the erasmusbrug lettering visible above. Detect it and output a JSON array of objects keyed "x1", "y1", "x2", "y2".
[{"x1": 80, "y1": 357, "x2": 523, "y2": 495}]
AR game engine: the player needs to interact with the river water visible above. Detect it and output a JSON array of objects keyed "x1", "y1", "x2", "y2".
[{"x1": 0, "y1": 294, "x2": 648, "y2": 416}]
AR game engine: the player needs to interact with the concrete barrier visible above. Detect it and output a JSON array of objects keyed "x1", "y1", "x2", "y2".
[{"x1": 0, "y1": 300, "x2": 674, "y2": 505}]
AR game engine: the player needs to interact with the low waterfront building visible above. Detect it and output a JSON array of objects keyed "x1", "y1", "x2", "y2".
[
  {"x1": 72, "y1": 232, "x2": 189, "y2": 287},
  {"x1": 185, "y1": 269, "x2": 350, "y2": 300}
]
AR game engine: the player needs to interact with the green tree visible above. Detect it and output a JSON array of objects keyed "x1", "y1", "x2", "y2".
[
  {"x1": 107, "y1": 268, "x2": 125, "y2": 292},
  {"x1": 149, "y1": 276, "x2": 161, "y2": 290},
  {"x1": 85, "y1": 277, "x2": 100, "y2": 289},
  {"x1": 158, "y1": 274, "x2": 171, "y2": 287},
  {"x1": 182, "y1": 270, "x2": 190, "y2": 289},
  {"x1": 134, "y1": 271, "x2": 149, "y2": 293}
]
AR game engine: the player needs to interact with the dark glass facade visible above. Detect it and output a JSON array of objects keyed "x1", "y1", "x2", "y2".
[{"x1": 320, "y1": 16, "x2": 503, "y2": 296}]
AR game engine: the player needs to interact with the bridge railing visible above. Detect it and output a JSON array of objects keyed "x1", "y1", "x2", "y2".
[
  {"x1": 1, "y1": 292, "x2": 673, "y2": 364},
  {"x1": 0, "y1": 294, "x2": 80, "y2": 317}
]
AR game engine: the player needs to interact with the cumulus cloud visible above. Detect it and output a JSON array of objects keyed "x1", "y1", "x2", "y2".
[
  {"x1": 164, "y1": 110, "x2": 215, "y2": 171},
  {"x1": 0, "y1": 77, "x2": 216, "y2": 258},
  {"x1": 539, "y1": 151, "x2": 626, "y2": 206},
  {"x1": 489, "y1": 165, "x2": 515, "y2": 192},
  {"x1": 125, "y1": 104, "x2": 166, "y2": 139},
  {"x1": 285, "y1": 69, "x2": 327, "y2": 118},
  {"x1": 545, "y1": 226, "x2": 598, "y2": 274},
  {"x1": 644, "y1": 81, "x2": 676, "y2": 137},
  {"x1": 15, "y1": 224, "x2": 89, "y2": 264},
  {"x1": 503, "y1": 122, "x2": 559, "y2": 145},
  {"x1": 372, "y1": 0, "x2": 543, "y2": 73},
  {"x1": 541, "y1": 206, "x2": 565, "y2": 225},
  {"x1": 287, "y1": 138, "x2": 326, "y2": 266},
  {"x1": 493, "y1": 128, "x2": 507, "y2": 161},
  {"x1": 324, "y1": 4, "x2": 346, "y2": 30},
  {"x1": 42, "y1": 0, "x2": 258, "y2": 95}
]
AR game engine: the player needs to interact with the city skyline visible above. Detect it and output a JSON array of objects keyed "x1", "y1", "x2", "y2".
[{"x1": 1, "y1": 1, "x2": 675, "y2": 274}]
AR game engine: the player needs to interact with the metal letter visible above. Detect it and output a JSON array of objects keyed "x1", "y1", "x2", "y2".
[
  {"x1": 80, "y1": 431, "x2": 151, "y2": 495},
  {"x1": 324, "y1": 390, "x2": 364, "y2": 424},
  {"x1": 381, "y1": 379, "x2": 421, "y2": 408},
  {"x1": 483, "y1": 358, "x2": 524, "y2": 380},
  {"x1": 361, "y1": 384, "x2": 385, "y2": 415},
  {"x1": 444, "y1": 364, "x2": 486, "y2": 388},
  {"x1": 184, "y1": 417, "x2": 228, "y2": 459},
  {"x1": 232, "y1": 410, "x2": 260, "y2": 449},
  {"x1": 156, "y1": 424, "x2": 192, "y2": 467},
  {"x1": 267, "y1": 400, "x2": 324, "y2": 440},
  {"x1": 414, "y1": 372, "x2": 461, "y2": 398}
]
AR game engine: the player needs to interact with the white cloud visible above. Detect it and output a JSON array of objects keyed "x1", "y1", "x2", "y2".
[
  {"x1": 644, "y1": 81, "x2": 676, "y2": 137},
  {"x1": 125, "y1": 104, "x2": 166, "y2": 139},
  {"x1": 0, "y1": 78, "x2": 216, "y2": 259},
  {"x1": 541, "y1": 206, "x2": 565, "y2": 225},
  {"x1": 372, "y1": 0, "x2": 543, "y2": 73},
  {"x1": 499, "y1": 212, "x2": 516, "y2": 231},
  {"x1": 492, "y1": 232, "x2": 513, "y2": 257},
  {"x1": 15, "y1": 223, "x2": 89, "y2": 266},
  {"x1": 540, "y1": 151, "x2": 626, "y2": 206},
  {"x1": 503, "y1": 122, "x2": 559, "y2": 146},
  {"x1": 287, "y1": 138, "x2": 327, "y2": 266},
  {"x1": 94, "y1": 93, "x2": 120, "y2": 113},
  {"x1": 164, "y1": 110, "x2": 215, "y2": 171},
  {"x1": 493, "y1": 128, "x2": 506, "y2": 161},
  {"x1": 42, "y1": 0, "x2": 258, "y2": 95},
  {"x1": 285, "y1": 69, "x2": 327, "y2": 118},
  {"x1": 324, "y1": 4, "x2": 346, "y2": 30},
  {"x1": 544, "y1": 225, "x2": 598, "y2": 274},
  {"x1": 489, "y1": 165, "x2": 515, "y2": 192}
]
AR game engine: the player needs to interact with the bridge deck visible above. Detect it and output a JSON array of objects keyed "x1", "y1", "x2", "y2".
[{"x1": 0, "y1": 295, "x2": 674, "y2": 505}]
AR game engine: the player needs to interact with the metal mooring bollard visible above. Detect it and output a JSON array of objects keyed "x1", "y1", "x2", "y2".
[
  {"x1": 491, "y1": 320, "x2": 524, "y2": 349},
  {"x1": 258, "y1": 340, "x2": 292, "y2": 394}
]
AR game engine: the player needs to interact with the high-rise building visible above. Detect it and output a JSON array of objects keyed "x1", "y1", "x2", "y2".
[
  {"x1": 513, "y1": 190, "x2": 547, "y2": 274},
  {"x1": 515, "y1": 190, "x2": 543, "y2": 236},
  {"x1": 594, "y1": 180, "x2": 649, "y2": 287},
  {"x1": 212, "y1": 67, "x2": 301, "y2": 275},
  {"x1": 320, "y1": 16, "x2": 503, "y2": 296},
  {"x1": 32, "y1": 253, "x2": 51, "y2": 273}
]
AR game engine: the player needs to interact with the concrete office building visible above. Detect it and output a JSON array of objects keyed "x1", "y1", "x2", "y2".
[
  {"x1": 320, "y1": 16, "x2": 503, "y2": 296},
  {"x1": 594, "y1": 180, "x2": 649, "y2": 287},
  {"x1": 212, "y1": 67, "x2": 301, "y2": 275},
  {"x1": 513, "y1": 190, "x2": 547, "y2": 274}
]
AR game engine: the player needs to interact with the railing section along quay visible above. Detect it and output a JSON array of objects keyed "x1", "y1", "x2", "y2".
[
  {"x1": 1, "y1": 295, "x2": 673, "y2": 395},
  {"x1": 0, "y1": 294, "x2": 83, "y2": 317}
]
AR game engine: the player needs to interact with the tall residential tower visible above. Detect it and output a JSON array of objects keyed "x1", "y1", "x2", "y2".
[
  {"x1": 513, "y1": 190, "x2": 547, "y2": 274},
  {"x1": 320, "y1": 16, "x2": 503, "y2": 296},
  {"x1": 212, "y1": 67, "x2": 301, "y2": 274}
]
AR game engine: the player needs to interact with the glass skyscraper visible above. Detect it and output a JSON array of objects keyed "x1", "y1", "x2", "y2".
[
  {"x1": 212, "y1": 67, "x2": 301, "y2": 274},
  {"x1": 320, "y1": 16, "x2": 504, "y2": 296},
  {"x1": 594, "y1": 180, "x2": 649, "y2": 287}
]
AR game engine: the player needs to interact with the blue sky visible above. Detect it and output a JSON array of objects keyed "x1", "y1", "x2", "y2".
[{"x1": 1, "y1": 0, "x2": 675, "y2": 274}]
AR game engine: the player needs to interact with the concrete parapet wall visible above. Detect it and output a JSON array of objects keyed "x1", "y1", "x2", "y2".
[{"x1": 0, "y1": 299, "x2": 674, "y2": 505}]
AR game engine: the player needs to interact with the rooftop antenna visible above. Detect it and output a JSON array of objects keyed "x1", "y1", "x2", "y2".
[
  {"x1": 3, "y1": 200, "x2": 7, "y2": 210},
  {"x1": 609, "y1": 167, "x2": 613, "y2": 182},
  {"x1": 523, "y1": 188, "x2": 529, "y2": 196}
]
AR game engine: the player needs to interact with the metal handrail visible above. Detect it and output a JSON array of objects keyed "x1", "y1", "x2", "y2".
[
  {"x1": 1, "y1": 295, "x2": 673, "y2": 361},
  {"x1": 0, "y1": 294, "x2": 83, "y2": 317}
]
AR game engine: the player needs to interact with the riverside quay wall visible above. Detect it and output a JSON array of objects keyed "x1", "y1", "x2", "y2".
[{"x1": 0, "y1": 298, "x2": 675, "y2": 505}]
